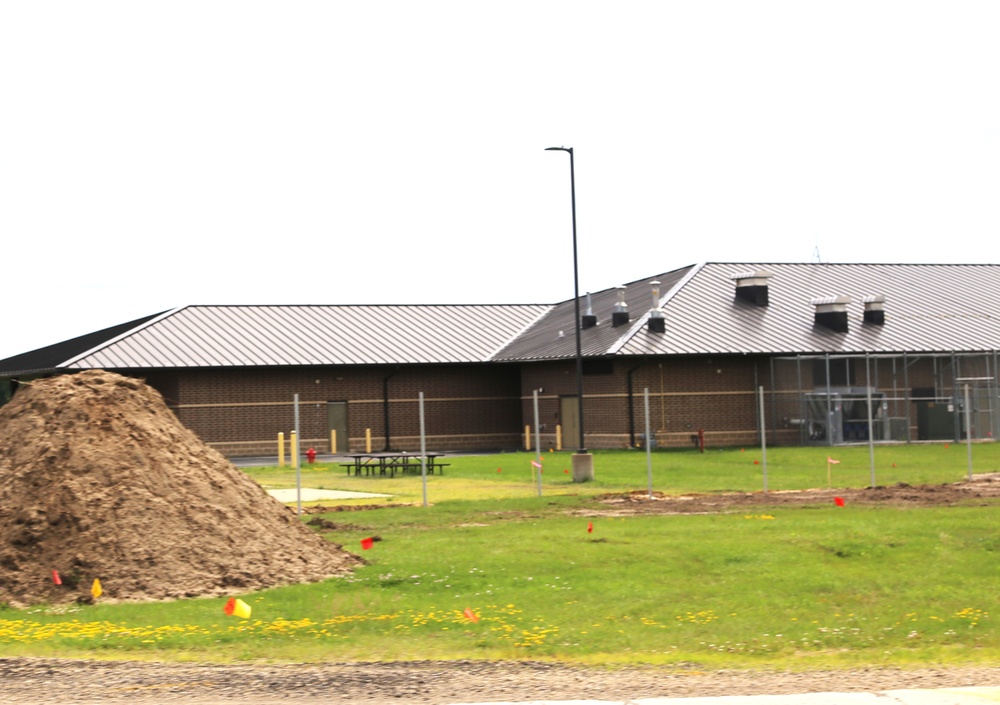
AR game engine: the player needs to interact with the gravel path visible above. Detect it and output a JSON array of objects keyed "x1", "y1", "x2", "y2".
[{"x1": 2, "y1": 658, "x2": 999, "y2": 704}]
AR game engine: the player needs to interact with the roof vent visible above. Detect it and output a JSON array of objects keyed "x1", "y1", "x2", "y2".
[
  {"x1": 732, "y1": 269, "x2": 772, "y2": 306},
  {"x1": 611, "y1": 286, "x2": 630, "y2": 327},
  {"x1": 863, "y1": 295, "x2": 886, "y2": 325},
  {"x1": 811, "y1": 295, "x2": 851, "y2": 333},
  {"x1": 647, "y1": 280, "x2": 665, "y2": 333},
  {"x1": 581, "y1": 292, "x2": 597, "y2": 329}
]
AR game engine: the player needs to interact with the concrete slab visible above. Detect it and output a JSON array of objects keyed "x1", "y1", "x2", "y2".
[{"x1": 266, "y1": 488, "x2": 391, "y2": 502}]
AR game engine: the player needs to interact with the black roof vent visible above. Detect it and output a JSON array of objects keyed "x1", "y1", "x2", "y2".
[
  {"x1": 811, "y1": 295, "x2": 851, "y2": 333},
  {"x1": 581, "y1": 292, "x2": 597, "y2": 329},
  {"x1": 611, "y1": 286, "x2": 630, "y2": 327},
  {"x1": 863, "y1": 295, "x2": 886, "y2": 325},
  {"x1": 647, "y1": 280, "x2": 665, "y2": 333},
  {"x1": 732, "y1": 269, "x2": 772, "y2": 306}
]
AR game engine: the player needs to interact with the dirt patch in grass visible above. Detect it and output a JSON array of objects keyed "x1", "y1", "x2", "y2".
[{"x1": 591, "y1": 473, "x2": 1000, "y2": 516}]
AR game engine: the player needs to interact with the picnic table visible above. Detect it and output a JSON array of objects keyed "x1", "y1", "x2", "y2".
[{"x1": 341, "y1": 452, "x2": 448, "y2": 477}]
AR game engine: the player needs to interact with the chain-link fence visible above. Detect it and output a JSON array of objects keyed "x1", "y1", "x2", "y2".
[{"x1": 766, "y1": 352, "x2": 999, "y2": 446}]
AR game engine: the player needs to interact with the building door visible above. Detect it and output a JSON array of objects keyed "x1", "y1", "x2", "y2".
[
  {"x1": 560, "y1": 396, "x2": 580, "y2": 451},
  {"x1": 327, "y1": 401, "x2": 349, "y2": 453}
]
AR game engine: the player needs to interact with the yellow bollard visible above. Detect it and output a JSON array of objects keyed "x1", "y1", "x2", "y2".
[
  {"x1": 330, "y1": 430, "x2": 337, "y2": 455},
  {"x1": 525, "y1": 425, "x2": 531, "y2": 450},
  {"x1": 278, "y1": 432, "x2": 285, "y2": 467},
  {"x1": 365, "y1": 428, "x2": 372, "y2": 453},
  {"x1": 556, "y1": 424, "x2": 562, "y2": 451},
  {"x1": 291, "y1": 431, "x2": 298, "y2": 465}
]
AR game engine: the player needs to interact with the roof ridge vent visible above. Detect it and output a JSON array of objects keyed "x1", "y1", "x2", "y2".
[
  {"x1": 863, "y1": 294, "x2": 886, "y2": 325},
  {"x1": 811, "y1": 295, "x2": 851, "y2": 333},
  {"x1": 732, "y1": 269, "x2": 772, "y2": 306}
]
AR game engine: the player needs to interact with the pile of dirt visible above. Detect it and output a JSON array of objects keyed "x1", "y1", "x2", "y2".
[{"x1": 0, "y1": 370, "x2": 362, "y2": 607}]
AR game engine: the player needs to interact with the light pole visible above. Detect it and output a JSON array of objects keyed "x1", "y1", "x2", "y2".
[{"x1": 546, "y1": 146, "x2": 594, "y2": 481}]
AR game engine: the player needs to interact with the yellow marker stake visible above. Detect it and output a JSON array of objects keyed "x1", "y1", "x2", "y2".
[
  {"x1": 556, "y1": 424, "x2": 562, "y2": 451},
  {"x1": 330, "y1": 430, "x2": 337, "y2": 455},
  {"x1": 525, "y1": 425, "x2": 531, "y2": 450},
  {"x1": 365, "y1": 428, "x2": 372, "y2": 453},
  {"x1": 290, "y1": 431, "x2": 298, "y2": 465},
  {"x1": 278, "y1": 432, "x2": 285, "y2": 467}
]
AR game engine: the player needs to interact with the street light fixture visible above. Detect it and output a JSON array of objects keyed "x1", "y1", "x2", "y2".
[{"x1": 546, "y1": 146, "x2": 594, "y2": 481}]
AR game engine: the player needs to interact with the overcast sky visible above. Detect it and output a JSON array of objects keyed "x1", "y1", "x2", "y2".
[{"x1": 2, "y1": 1, "x2": 998, "y2": 361}]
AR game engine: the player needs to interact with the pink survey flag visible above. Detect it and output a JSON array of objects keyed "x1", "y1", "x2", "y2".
[
  {"x1": 531, "y1": 460, "x2": 542, "y2": 468},
  {"x1": 827, "y1": 457, "x2": 840, "y2": 464}
]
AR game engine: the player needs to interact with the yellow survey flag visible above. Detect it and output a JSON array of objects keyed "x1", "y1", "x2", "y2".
[{"x1": 91, "y1": 578, "x2": 102, "y2": 599}]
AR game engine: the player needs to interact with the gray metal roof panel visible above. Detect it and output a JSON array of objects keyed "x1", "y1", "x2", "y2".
[
  {"x1": 492, "y1": 266, "x2": 696, "y2": 361},
  {"x1": 68, "y1": 304, "x2": 552, "y2": 368},
  {"x1": 617, "y1": 263, "x2": 1000, "y2": 356}
]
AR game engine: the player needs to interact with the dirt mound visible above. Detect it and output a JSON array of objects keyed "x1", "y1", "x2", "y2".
[{"x1": 0, "y1": 370, "x2": 362, "y2": 607}]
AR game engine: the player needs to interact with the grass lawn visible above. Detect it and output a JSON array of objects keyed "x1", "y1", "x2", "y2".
[{"x1": 2, "y1": 444, "x2": 997, "y2": 669}]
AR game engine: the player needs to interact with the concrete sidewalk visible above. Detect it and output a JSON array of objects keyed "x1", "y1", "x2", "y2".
[{"x1": 450, "y1": 686, "x2": 1000, "y2": 705}]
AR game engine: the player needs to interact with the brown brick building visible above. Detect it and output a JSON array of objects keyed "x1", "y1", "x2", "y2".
[{"x1": 4, "y1": 263, "x2": 1000, "y2": 455}]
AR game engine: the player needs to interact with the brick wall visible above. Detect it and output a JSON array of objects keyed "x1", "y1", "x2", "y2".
[
  {"x1": 126, "y1": 353, "x2": 992, "y2": 457},
  {"x1": 139, "y1": 364, "x2": 525, "y2": 456}
]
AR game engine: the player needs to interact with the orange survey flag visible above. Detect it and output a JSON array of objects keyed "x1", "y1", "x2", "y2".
[{"x1": 463, "y1": 607, "x2": 479, "y2": 623}]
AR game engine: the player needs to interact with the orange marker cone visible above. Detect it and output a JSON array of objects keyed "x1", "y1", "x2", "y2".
[
  {"x1": 361, "y1": 537, "x2": 374, "y2": 550},
  {"x1": 587, "y1": 522, "x2": 593, "y2": 533},
  {"x1": 497, "y1": 467, "x2": 502, "y2": 473},
  {"x1": 753, "y1": 460, "x2": 759, "y2": 465},
  {"x1": 224, "y1": 598, "x2": 236, "y2": 615},
  {"x1": 52, "y1": 570, "x2": 62, "y2": 586},
  {"x1": 564, "y1": 469, "x2": 569, "y2": 474},
  {"x1": 91, "y1": 578, "x2": 102, "y2": 599},
  {"x1": 463, "y1": 607, "x2": 479, "y2": 623}
]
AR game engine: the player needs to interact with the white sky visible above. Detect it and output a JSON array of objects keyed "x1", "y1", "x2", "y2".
[{"x1": 2, "y1": 1, "x2": 999, "y2": 361}]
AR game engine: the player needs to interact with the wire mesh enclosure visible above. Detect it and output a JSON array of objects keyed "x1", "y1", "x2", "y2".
[{"x1": 766, "y1": 352, "x2": 999, "y2": 446}]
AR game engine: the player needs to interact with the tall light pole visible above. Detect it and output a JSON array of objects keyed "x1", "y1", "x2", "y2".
[{"x1": 546, "y1": 146, "x2": 594, "y2": 481}]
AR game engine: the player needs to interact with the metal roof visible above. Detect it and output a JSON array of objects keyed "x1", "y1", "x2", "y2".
[
  {"x1": 4, "y1": 262, "x2": 1000, "y2": 374},
  {"x1": 57, "y1": 304, "x2": 551, "y2": 369},
  {"x1": 617, "y1": 262, "x2": 1000, "y2": 357},
  {"x1": 492, "y1": 266, "x2": 695, "y2": 361}
]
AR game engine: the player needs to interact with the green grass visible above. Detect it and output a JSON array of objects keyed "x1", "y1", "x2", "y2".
[
  {"x1": 2, "y1": 443, "x2": 998, "y2": 669},
  {"x1": 248, "y1": 443, "x2": 999, "y2": 504}
]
